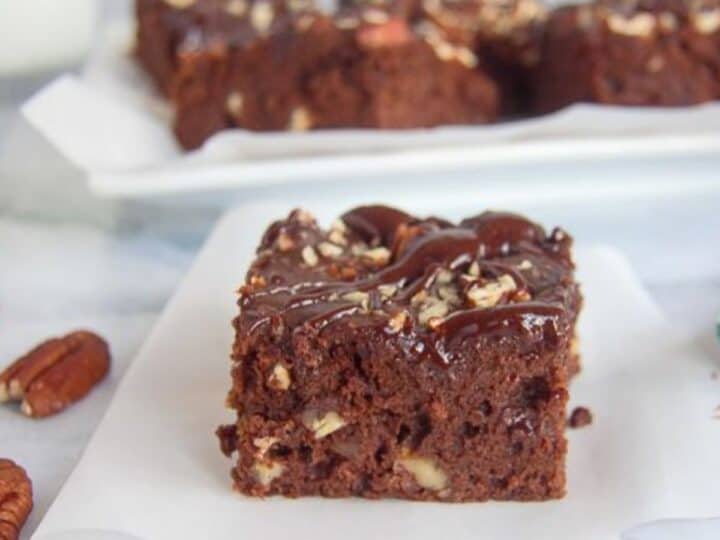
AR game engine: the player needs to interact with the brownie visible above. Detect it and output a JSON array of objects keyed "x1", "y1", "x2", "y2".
[
  {"x1": 218, "y1": 205, "x2": 582, "y2": 501},
  {"x1": 415, "y1": 0, "x2": 548, "y2": 114},
  {"x1": 136, "y1": 0, "x2": 499, "y2": 149},
  {"x1": 534, "y1": 0, "x2": 720, "y2": 113}
]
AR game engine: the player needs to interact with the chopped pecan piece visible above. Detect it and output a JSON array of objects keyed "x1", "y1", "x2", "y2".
[
  {"x1": 356, "y1": 19, "x2": 412, "y2": 49},
  {"x1": 0, "y1": 459, "x2": 33, "y2": 540},
  {"x1": 0, "y1": 331, "x2": 111, "y2": 418}
]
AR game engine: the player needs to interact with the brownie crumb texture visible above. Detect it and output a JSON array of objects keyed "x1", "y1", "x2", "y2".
[
  {"x1": 219, "y1": 205, "x2": 582, "y2": 502},
  {"x1": 568, "y1": 406, "x2": 593, "y2": 429}
]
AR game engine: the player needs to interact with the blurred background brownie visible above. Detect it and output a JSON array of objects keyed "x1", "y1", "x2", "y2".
[
  {"x1": 136, "y1": 0, "x2": 720, "y2": 148},
  {"x1": 416, "y1": 0, "x2": 548, "y2": 114},
  {"x1": 534, "y1": 0, "x2": 720, "y2": 112},
  {"x1": 136, "y1": 0, "x2": 500, "y2": 149}
]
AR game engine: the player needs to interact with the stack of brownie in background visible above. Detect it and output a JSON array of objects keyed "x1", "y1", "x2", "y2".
[{"x1": 136, "y1": 0, "x2": 720, "y2": 149}]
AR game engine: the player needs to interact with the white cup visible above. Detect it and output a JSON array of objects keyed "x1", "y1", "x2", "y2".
[{"x1": 0, "y1": 0, "x2": 97, "y2": 75}]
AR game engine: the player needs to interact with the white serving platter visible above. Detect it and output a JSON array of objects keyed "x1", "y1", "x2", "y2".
[
  {"x1": 19, "y1": 19, "x2": 720, "y2": 199},
  {"x1": 31, "y1": 201, "x2": 720, "y2": 540}
]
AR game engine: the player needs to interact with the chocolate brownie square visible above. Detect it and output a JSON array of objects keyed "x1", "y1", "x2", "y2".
[
  {"x1": 136, "y1": 0, "x2": 499, "y2": 150},
  {"x1": 534, "y1": 0, "x2": 720, "y2": 113},
  {"x1": 218, "y1": 205, "x2": 581, "y2": 501}
]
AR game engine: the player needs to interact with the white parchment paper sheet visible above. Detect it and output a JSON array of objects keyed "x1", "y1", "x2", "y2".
[{"x1": 31, "y1": 202, "x2": 720, "y2": 540}]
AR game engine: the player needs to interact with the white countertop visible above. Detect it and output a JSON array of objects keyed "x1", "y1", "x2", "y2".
[{"x1": 2, "y1": 85, "x2": 720, "y2": 538}]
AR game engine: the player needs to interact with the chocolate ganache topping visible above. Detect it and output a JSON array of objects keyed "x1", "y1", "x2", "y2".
[{"x1": 237, "y1": 206, "x2": 578, "y2": 366}]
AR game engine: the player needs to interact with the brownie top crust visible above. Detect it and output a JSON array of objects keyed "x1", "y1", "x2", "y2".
[
  {"x1": 147, "y1": 0, "x2": 315, "y2": 51},
  {"x1": 418, "y1": 0, "x2": 547, "y2": 41},
  {"x1": 148, "y1": 0, "x2": 545, "y2": 65},
  {"x1": 597, "y1": 0, "x2": 720, "y2": 14},
  {"x1": 553, "y1": 0, "x2": 720, "y2": 35},
  {"x1": 236, "y1": 206, "x2": 579, "y2": 367}
]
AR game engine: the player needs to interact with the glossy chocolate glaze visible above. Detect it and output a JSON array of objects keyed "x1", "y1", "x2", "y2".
[
  {"x1": 237, "y1": 205, "x2": 578, "y2": 366},
  {"x1": 341, "y1": 205, "x2": 411, "y2": 246}
]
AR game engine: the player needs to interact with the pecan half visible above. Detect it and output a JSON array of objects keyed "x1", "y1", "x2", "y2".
[
  {"x1": 0, "y1": 331, "x2": 111, "y2": 418},
  {"x1": 0, "y1": 459, "x2": 33, "y2": 540}
]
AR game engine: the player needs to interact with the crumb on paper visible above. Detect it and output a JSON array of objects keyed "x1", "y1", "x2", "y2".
[{"x1": 568, "y1": 406, "x2": 593, "y2": 428}]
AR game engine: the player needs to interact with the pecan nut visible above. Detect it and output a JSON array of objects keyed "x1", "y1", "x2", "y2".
[
  {"x1": 356, "y1": 19, "x2": 412, "y2": 49},
  {"x1": 0, "y1": 331, "x2": 111, "y2": 418},
  {"x1": 0, "y1": 459, "x2": 33, "y2": 540}
]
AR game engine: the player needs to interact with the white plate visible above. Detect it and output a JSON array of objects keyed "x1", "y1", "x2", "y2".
[
  {"x1": 19, "y1": 19, "x2": 720, "y2": 198},
  {"x1": 32, "y1": 202, "x2": 720, "y2": 540}
]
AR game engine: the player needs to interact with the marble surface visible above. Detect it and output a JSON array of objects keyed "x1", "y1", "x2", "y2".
[{"x1": 2, "y1": 72, "x2": 720, "y2": 539}]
